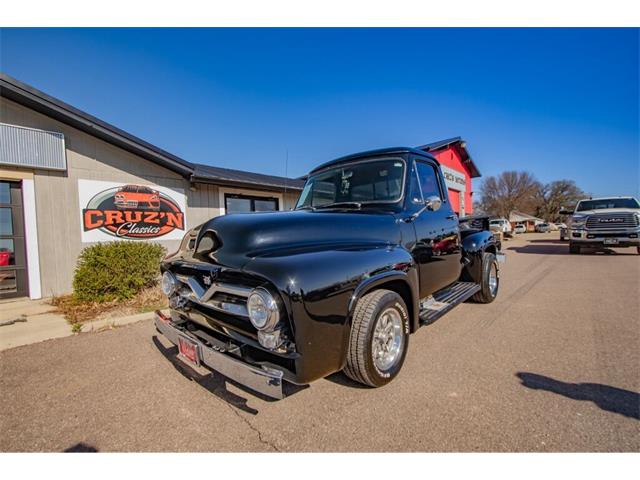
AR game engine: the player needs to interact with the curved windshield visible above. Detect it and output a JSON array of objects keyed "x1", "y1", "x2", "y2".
[
  {"x1": 296, "y1": 159, "x2": 405, "y2": 209},
  {"x1": 576, "y1": 198, "x2": 640, "y2": 211}
]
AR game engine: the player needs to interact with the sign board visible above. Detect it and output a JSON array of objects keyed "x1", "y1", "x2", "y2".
[
  {"x1": 441, "y1": 165, "x2": 467, "y2": 192},
  {"x1": 78, "y1": 179, "x2": 187, "y2": 243}
]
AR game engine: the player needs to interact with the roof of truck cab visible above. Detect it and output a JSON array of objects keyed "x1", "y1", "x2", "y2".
[
  {"x1": 579, "y1": 196, "x2": 638, "y2": 201},
  {"x1": 309, "y1": 147, "x2": 437, "y2": 174}
]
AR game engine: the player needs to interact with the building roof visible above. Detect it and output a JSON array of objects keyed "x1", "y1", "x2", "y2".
[
  {"x1": 192, "y1": 164, "x2": 305, "y2": 192},
  {"x1": 417, "y1": 136, "x2": 481, "y2": 178},
  {"x1": 509, "y1": 210, "x2": 544, "y2": 223},
  {"x1": 0, "y1": 73, "x2": 302, "y2": 192}
]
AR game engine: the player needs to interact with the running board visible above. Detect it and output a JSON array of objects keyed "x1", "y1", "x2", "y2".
[{"x1": 419, "y1": 281, "x2": 481, "y2": 326}]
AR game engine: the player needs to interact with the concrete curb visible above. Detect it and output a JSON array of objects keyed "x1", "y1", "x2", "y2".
[
  {"x1": 0, "y1": 307, "x2": 169, "y2": 352},
  {"x1": 80, "y1": 309, "x2": 168, "y2": 333}
]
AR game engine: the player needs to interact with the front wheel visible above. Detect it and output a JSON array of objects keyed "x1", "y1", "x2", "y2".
[
  {"x1": 471, "y1": 252, "x2": 499, "y2": 304},
  {"x1": 344, "y1": 289, "x2": 410, "y2": 387},
  {"x1": 569, "y1": 243, "x2": 581, "y2": 254}
]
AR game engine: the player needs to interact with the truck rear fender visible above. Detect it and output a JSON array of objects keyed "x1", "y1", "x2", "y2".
[{"x1": 461, "y1": 230, "x2": 498, "y2": 283}]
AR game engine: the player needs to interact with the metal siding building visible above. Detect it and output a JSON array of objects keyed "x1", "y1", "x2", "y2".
[
  {"x1": 418, "y1": 137, "x2": 481, "y2": 217},
  {"x1": 0, "y1": 74, "x2": 303, "y2": 299}
]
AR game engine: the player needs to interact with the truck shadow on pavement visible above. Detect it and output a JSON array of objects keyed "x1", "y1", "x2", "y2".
[
  {"x1": 325, "y1": 371, "x2": 370, "y2": 389},
  {"x1": 507, "y1": 243, "x2": 571, "y2": 255},
  {"x1": 63, "y1": 442, "x2": 99, "y2": 452},
  {"x1": 507, "y1": 243, "x2": 632, "y2": 256},
  {"x1": 152, "y1": 336, "x2": 306, "y2": 414},
  {"x1": 516, "y1": 372, "x2": 640, "y2": 420}
]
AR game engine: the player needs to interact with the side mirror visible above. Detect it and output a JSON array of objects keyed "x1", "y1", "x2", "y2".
[
  {"x1": 425, "y1": 195, "x2": 442, "y2": 212},
  {"x1": 559, "y1": 208, "x2": 573, "y2": 216}
]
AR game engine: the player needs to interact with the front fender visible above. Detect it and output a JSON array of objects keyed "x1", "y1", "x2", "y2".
[
  {"x1": 348, "y1": 268, "x2": 419, "y2": 333},
  {"x1": 243, "y1": 244, "x2": 416, "y2": 383}
]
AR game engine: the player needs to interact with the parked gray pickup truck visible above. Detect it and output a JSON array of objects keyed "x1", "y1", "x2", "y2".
[{"x1": 561, "y1": 196, "x2": 640, "y2": 254}]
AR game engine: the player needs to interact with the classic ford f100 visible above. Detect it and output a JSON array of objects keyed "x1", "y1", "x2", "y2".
[{"x1": 155, "y1": 147, "x2": 504, "y2": 399}]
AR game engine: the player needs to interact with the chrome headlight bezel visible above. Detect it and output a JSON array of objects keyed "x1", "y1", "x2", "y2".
[
  {"x1": 161, "y1": 271, "x2": 177, "y2": 296},
  {"x1": 247, "y1": 287, "x2": 280, "y2": 331}
]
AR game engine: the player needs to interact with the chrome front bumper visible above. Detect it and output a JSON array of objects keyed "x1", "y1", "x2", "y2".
[
  {"x1": 569, "y1": 228, "x2": 640, "y2": 246},
  {"x1": 154, "y1": 311, "x2": 284, "y2": 399}
]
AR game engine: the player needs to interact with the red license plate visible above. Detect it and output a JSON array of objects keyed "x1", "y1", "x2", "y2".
[{"x1": 177, "y1": 336, "x2": 200, "y2": 366}]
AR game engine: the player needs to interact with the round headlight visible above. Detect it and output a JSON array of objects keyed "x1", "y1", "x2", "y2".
[
  {"x1": 161, "y1": 271, "x2": 177, "y2": 296},
  {"x1": 247, "y1": 288, "x2": 279, "y2": 330}
]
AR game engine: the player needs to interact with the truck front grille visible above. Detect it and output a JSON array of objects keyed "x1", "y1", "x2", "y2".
[
  {"x1": 586, "y1": 213, "x2": 638, "y2": 231},
  {"x1": 175, "y1": 274, "x2": 251, "y2": 318}
]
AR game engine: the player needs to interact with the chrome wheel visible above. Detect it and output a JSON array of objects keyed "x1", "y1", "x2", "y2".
[
  {"x1": 488, "y1": 261, "x2": 499, "y2": 296},
  {"x1": 372, "y1": 307, "x2": 405, "y2": 371}
]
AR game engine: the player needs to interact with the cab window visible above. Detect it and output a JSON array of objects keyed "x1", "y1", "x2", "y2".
[{"x1": 415, "y1": 162, "x2": 443, "y2": 200}]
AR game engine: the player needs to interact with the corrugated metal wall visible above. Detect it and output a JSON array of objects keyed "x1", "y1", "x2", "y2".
[{"x1": 0, "y1": 123, "x2": 67, "y2": 171}]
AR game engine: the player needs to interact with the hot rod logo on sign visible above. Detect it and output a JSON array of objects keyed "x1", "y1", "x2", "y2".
[{"x1": 78, "y1": 180, "x2": 187, "y2": 242}]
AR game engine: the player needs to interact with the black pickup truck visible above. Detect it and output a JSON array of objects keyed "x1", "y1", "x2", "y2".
[{"x1": 155, "y1": 147, "x2": 503, "y2": 399}]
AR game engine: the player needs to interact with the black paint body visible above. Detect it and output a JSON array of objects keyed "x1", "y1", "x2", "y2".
[{"x1": 162, "y1": 148, "x2": 498, "y2": 384}]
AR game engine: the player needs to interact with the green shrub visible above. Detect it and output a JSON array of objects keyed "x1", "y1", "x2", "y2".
[{"x1": 72, "y1": 242, "x2": 166, "y2": 302}]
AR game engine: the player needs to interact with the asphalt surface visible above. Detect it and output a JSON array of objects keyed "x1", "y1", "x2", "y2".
[{"x1": 1, "y1": 233, "x2": 638, "y2": 452}]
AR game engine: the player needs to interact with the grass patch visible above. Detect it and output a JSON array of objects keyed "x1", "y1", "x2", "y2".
[{"x1": 51, "y1": 285, "x2": 168, "y2": 324}]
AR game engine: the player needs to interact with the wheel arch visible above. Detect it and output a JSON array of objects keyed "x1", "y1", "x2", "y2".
[{"x1": 347, "y1": 270, "x2": 420, "y2": 334}]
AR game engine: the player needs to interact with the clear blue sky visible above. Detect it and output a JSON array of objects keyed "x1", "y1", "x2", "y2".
[{"x1": 1, "y1": 28, "x2": 638, "y2": 197}]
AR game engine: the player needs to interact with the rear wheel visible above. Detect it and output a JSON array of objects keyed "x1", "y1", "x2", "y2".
[
  {"x1": 569, "y1": 243, "x2": 581, "y2": 254},
  {"x1": 344, "y1": 289, "x2": 410, "y2": 387},
  {"x1": 471, "y1": 252, "x2": 499, "y2": 304}
]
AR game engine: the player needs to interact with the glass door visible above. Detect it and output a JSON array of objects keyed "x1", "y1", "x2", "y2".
[{"x1": 0, "y1": 181, "x2": 28, "y2": 299}]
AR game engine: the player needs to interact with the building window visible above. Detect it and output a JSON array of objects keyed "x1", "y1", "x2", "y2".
[
  {"x1": 0, "y1": 181, "x2": 27, "y2": 298},
  {"x1": 224, "y1": 193, "x2": 279, "y2": 214}
]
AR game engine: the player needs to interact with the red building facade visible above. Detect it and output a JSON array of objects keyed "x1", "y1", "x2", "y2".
[{"x1": 418, "y1": 137, "x2": 481, "y2": 217}]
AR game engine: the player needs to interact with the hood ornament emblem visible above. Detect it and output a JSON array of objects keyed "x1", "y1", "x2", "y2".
[{"x1": 202, "y1": 268, "x2": 219, "y2": 286}]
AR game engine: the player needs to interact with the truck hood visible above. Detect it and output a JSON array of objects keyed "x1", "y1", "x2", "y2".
[
  {"x1": 196, "y1": 210, "x2": 401, "y2": 269},
  {"x1": 573, "y1": 208, "x2": 640, "y2": 216}
]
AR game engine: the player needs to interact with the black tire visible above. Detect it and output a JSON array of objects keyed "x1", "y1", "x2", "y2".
[
  {"x1": 344, "y1": 289, "x2": 410, "y2": 388},
  {"x1": 569, "y1": 243, "x2": 581, "y2": 254},
  {"x1": 471, "y1": 252, "x2": 499, "y2": 304},
  {"x1": 636, "y1": 246, "x2": 640, "y2": 255}
]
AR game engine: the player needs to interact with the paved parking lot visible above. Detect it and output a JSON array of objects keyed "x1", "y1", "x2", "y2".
[{"x1": 1, "y1": 232, "x2": 638, "y2": 452}]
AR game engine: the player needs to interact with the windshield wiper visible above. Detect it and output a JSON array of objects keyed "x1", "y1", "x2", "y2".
[{"x1": 315, "y1": 201, "x2": 363, "y2": 210}]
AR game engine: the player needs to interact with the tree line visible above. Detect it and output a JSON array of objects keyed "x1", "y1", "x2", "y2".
[{"x1": 477, "y1": 171, "x2": 585, "y2": 222}]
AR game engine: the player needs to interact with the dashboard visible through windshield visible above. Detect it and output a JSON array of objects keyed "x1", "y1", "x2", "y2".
[{"x1": 295, "y1": 159, "x2": 405, "y2": 209}]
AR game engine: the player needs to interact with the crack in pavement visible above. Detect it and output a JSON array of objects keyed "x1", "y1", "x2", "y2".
[{"x1": 216, "y1": 397, "x2": 281, "y2": 452}]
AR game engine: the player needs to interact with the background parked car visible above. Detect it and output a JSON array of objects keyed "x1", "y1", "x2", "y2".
[
  {"x1": 548, "y1": 223, "x2": 559, "y2": 231},
  {"x1": 535, "y1": 223, "x2": 551, "y2": 233},
  {"x1": 490, "y1": 218, "x2": 513, "y2": 237},
  {"x1": 514, "y1": 223, "x2": 526, "y2": 234}
]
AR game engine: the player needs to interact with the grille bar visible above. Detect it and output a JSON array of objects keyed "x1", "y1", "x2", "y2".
[{"x1": 586, "y1": 213, "x2": 638, "y2": 230}]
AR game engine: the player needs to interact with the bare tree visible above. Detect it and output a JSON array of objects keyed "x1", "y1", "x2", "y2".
[
  {"x1": 534, "y1": 179, "x2": 585, "y2": 222},
  {"x1": 478, "y1": 171, "x2": 542, "y2": 218}
]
